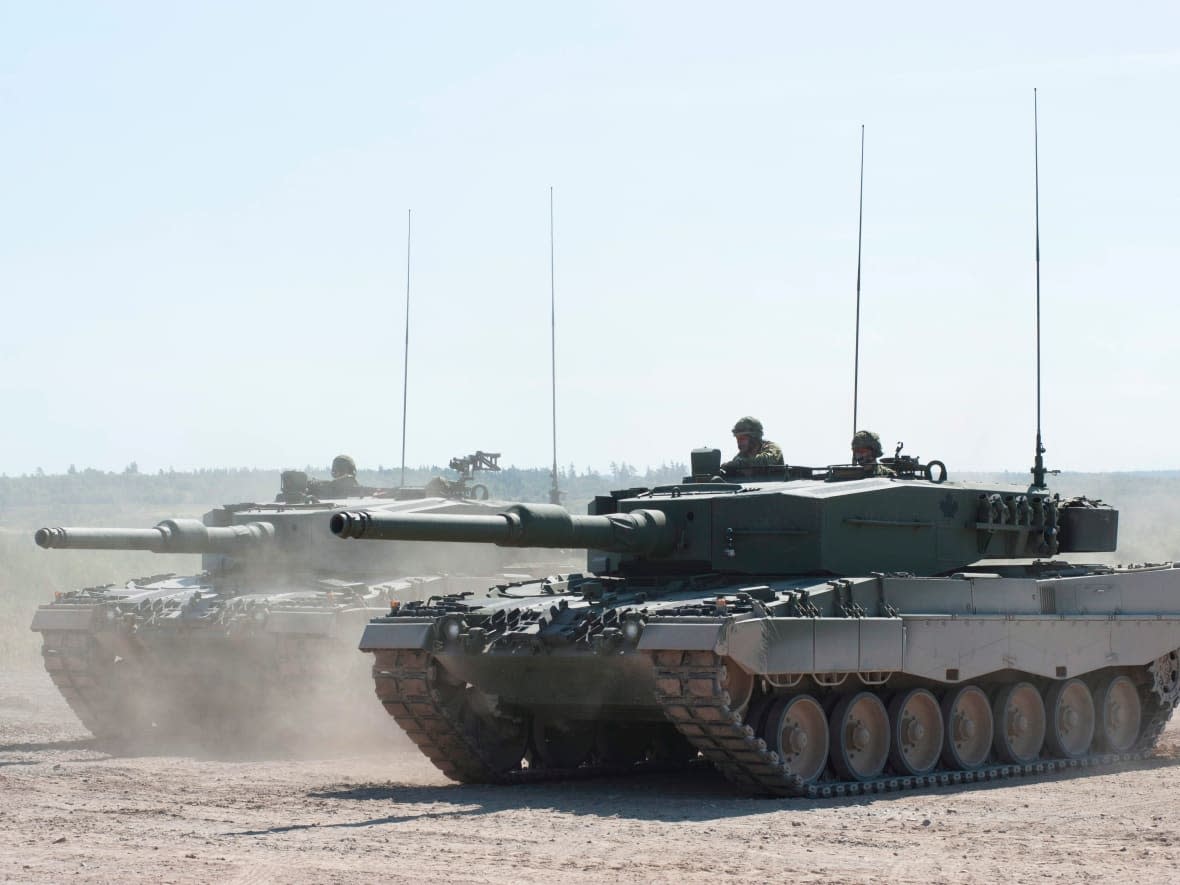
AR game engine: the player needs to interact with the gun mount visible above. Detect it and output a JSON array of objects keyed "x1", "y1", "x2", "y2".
[
  {"x1": 421, "y1": 450, "x2": 502, "y2": 500},
  {"x1": 449, "y1": 450, "x2": 501, "y2": 479},
  {"x1": 878, "y1": 441, "x2": 947, "y2": 482}
]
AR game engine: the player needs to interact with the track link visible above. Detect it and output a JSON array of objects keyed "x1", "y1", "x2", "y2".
[
  {"x1": 371, "y1": 649, "x2": 517, "y2": 783},
  {"x1": 370, "y1": 649, "x2": 691, "y2": 785},
  {"x1": 651, "y1": 650, "x2": 1176, "y2": 799}
]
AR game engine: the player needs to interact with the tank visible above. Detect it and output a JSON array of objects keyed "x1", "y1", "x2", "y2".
[
  {"x1": 330, "y1": 448, "x2": 1180, "y2": 797},
  {"x1": 29, "y1": 455, "x2": 574, "y2": 748}
]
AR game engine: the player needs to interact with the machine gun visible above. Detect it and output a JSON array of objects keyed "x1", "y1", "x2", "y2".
[
  {"x1": 424, "y1": 451, "x2": 502, "y2": 500},
  {"x1": 878, "y1": 441, "x2": 948, "y2": 482}
]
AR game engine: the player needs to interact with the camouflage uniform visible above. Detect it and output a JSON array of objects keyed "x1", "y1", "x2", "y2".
[
  {"x1": 307, "y1": 454, "x2": 373, "y2": 497},
  {"x1": 724, "y1": 439, "x2": 784, "y2": 471},
  {"x1": 307, "y1": 474, "x2": 364, "y2": 498},
  {"x1": 723, "y1": 416, "x2": 784, "y2": 472}
]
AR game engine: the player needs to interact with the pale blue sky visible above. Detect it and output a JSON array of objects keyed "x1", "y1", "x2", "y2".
[{"x1": 2, "y1": 2, "x2": 1177, "y2": 477}]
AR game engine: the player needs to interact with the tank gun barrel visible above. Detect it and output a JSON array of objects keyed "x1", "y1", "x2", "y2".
[
  {"x1": 35, "y1": 519, "x2": 276, "y2": 554},
  {"x1": 331, "y1": 503, "x2": 677, "y2": 556}
]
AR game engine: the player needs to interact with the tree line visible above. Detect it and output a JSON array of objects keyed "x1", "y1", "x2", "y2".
[{"x1": 0, "y1": 462, "x2": 691, "y2": 529}]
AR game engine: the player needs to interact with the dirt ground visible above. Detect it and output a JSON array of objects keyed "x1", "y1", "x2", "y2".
[{"x1": 1, "y1": 669, "x2": 1178, "y2": 885}]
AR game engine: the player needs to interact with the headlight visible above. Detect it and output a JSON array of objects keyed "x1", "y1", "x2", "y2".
[{"x1": 442, "y1": 618, "x2": 464, "y2": 642}]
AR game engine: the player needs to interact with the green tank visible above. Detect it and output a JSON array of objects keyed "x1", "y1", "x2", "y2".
[
  {"x1": 330, "y1": 448, "x2": 1180, "y2": 797},
  {"x1": 30, "y1": 457, "x2": 573, "y2": 748}
]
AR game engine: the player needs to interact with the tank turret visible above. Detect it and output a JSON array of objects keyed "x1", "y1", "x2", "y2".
[{"x1": 331, "y1": 452, "x2": 1118, "y2": 577}]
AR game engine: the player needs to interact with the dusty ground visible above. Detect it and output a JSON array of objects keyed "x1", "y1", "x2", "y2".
[{"x1": 1, "y1": 669, "x2": 1179, "y2": 885}]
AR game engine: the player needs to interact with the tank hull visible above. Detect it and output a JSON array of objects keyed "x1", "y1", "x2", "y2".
[{"x1": 358, "y1": 563, "x2": 1180, "y2": 794}]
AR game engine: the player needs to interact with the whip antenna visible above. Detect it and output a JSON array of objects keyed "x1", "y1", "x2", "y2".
[
  {"x1": 548, "y1": 187, "x2": 561, "y2": 505},
  {"x1": 852, "y1": 124, "x2": 865, "y2": 436},
  {"x1": 1031, "y1": 90, "x2": 1048, "y2": 489},
  {"x1": 400, "y1": 209, "x2": 411, "y2": 488}
]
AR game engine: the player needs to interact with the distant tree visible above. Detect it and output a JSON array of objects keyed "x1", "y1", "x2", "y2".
[
  {"x1": 67, "y1": 464, "x2": 77, "y2": 475},
  {"x1": 123, "y1": 461, "x2": 139, "y2": 475},
  {"x1": 610, "y1": 462, "x2": 637, "y2": 482}
]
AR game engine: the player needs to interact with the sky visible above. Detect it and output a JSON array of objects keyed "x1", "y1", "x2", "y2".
[{"x1": 1, "y1": 2, "x2": 1178, "y2": 478}]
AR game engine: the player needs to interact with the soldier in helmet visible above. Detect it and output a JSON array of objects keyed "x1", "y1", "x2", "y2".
[
  {"x1": 307, "y1": 454, "x2": 368, "y2": 498},
  {"x1": 851, "y1": 430, "x2": 894, "y2": 477},
  {"x1": 722, "y1": 417, "x2": 784, "y2": 474},
  {"x1": 331, "y1": 454, "x2": 358, "y2": 480}
]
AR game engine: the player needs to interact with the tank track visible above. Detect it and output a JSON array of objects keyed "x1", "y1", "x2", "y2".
[
  {"x1": 38, "y1": 627, "x2": 232, "y2": 745},
  {"x1": 372, "y1": 648, "x2": 531, "y2": 783},
  {"x1": 370, "y1": 649, "x2": 692, "y2": 785},
  {"x1": 651, "y1": 650, "x2": 1178, "y2": 798},
  {"x1": 39, "y1": 629, "x2": 145, "y2": 741},
  {"x1": 372, "y1": 647, "x2": 1178, "y2": 795}
]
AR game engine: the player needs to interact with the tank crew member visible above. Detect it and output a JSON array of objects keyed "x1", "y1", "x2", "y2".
[
  {"x1": 851, "y1": 430, "x2": 894, "y2": 477},
  {"x1": 329, "y1": 454, "x2": 361, "y2": 488},
  {"x1": 308, "y1": 454, "x2": 368, "y2": 497},
  {"x1": 722, "y1": 416, "x2": 784, "y2": 473}
]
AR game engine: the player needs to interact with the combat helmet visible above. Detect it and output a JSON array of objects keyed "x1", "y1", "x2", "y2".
[
  {"x1": 732, "y1": 417, "x2": 764, "y2": 438},
  {"x1": 850, "y1": 430, "x2": 883, "y2": 458},
  {"x1": 331, "y1": 454, "x2": 358, "y2": 478}
]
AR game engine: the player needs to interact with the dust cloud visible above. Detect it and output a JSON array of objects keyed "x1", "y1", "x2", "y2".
[
  {"x1": 2, "y1": 519, "x2": 578, "y2": 762},
  {"x1": 3, "y1": 472, "x2": 1179, "y2": 758}
]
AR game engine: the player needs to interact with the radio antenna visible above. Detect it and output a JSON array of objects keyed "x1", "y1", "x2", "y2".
[
  {"x1": 548, "y1": 187, "x2": 561, "y2": 505},
  {"x1": 852, "y1": 124, "x2": 865, "y2": 436},
  {"x1": 400, "y1": 208, "x2": 412, "y2": 488},
  {"x1": 1031, "y1": 90, "x2": 1048, "y2": 489}
]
